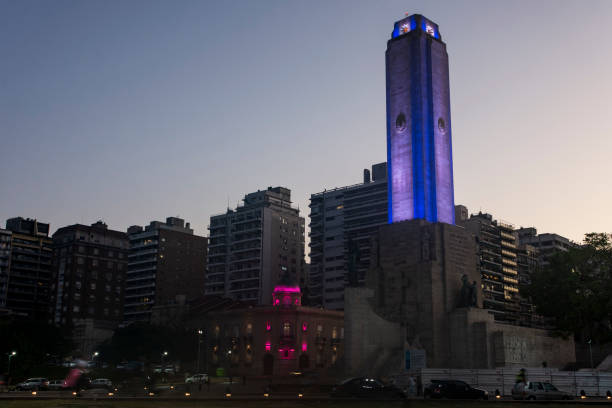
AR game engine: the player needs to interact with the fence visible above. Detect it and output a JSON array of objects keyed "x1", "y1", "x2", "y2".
[{"x1": 393, "y1": 368, "x2": 612, "y2": 397}]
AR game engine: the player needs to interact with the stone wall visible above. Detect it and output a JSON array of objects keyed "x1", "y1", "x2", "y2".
[{"x1": 344, "y1": 287, "x2": 403, "y2": 376}]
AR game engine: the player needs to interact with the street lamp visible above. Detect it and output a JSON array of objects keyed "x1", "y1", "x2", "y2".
[
  {"x1": 161, "y1": 351, "x2": 168, "y2": 381},
  {"x1": 6, "y1": 351, "x2": 16, "y2": 385},
  {"x1": 196, "y1": 330, "x2": 204, "y2": 373},
  {"x1": 92, "y1": 351, "x2": 99, "y2": 368}
]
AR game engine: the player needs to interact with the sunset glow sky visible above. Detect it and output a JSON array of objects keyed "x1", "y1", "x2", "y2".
[{"x1": 2, "y1": 0, "x2": 611, "y2": 245}]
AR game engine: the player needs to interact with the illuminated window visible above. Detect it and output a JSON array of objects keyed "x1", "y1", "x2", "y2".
[
  {"x1": 282, "y1": 322, "x2": 292, "y2": 336},
  {"x1": 246, "y1": 323, "x2": 252, "y2": 335},
  {"x1": 265, "y1": 321, "x2": 271, "y2": 331},
  {"x1": 302, "y1": 322, "x2": 308, "y2": 332},
  {"x1": 332, "y1": 327, "x2": 337, "y2": 339}
]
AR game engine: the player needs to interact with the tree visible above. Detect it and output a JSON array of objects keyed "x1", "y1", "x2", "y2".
[
  {"x1": 0, "y1": 319, "x2": 73, "y2": 378},
  {"x1": 521, "y1": 233, "x2": 612, "y2": 343},
  {"x1": 98, "y1": 323, "x2": 196, "y2": 367}
]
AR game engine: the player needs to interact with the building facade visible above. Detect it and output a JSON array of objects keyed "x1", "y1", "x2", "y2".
[
  {"x1": 0, "y1": 229, "x2": 11, "y2": 310},
  {"x1": 386, "y1": 14, "x2": 455, "y2": 225},
  {"x1": 456, "y1": 208, "x2": 521, "y2": 324},
  {"x1": 1, "y1": 217, "x2": 53, "y2": 319},
  {"x1": 50, "y1": 221, "x2": 128, "y2": 328},
  {"x1": 206, "y1": 187, "x2": 305, "y2": 305},
  {"x1": 308, "y1": 163, "x2": 387, "y2": 309},
  {"x1": 515, "y1": 227, "x2": 575, "y2": 266},
  {"x1": 195, "y1": 282, "x2": 343, "y2": 377},
  {"x1": 125, "y1": 217, "x2": 207, "y2": 322}
]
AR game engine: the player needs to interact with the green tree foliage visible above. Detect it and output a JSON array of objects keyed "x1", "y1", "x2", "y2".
[
  {"x1": 521, "y1": 233, "x2": 612, "y2": 343},
  {"x1": 98, "y1": 323, "x2": 197, "y2": 366},
  {"x1": 0, "y1": 320, "x2": 73, "y2": 378}
]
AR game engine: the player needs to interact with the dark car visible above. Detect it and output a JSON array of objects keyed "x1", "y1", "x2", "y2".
[
  {"x1": 331, "y1": 377, "x2": 406, "y2": 399},
  {"x1": 424, "y1": 379, "x2": 488, "y2": 400}
]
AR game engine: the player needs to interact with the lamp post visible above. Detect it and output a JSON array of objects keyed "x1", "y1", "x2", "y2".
[
  {"x1": 196, "y1": 330, "x2": 203, "y2": 373},
  {"x1": 6, "y1": 351, "x2": 16, "y2": 385},
  {"x1": 92, "y1": 351, "x2": 99, "y2": 369},
  {"x1": 162, "y1": 351, "x2": 168, "y2": 382},
  {"x1": 587, "y1": 339, "x2": 593, "y2": 369}
]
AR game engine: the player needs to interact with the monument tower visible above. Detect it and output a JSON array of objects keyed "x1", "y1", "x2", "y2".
[
  {"x1": 344, "y1": 14, "x2": 575, "y2": 374},
  {"x1": 386, "y1": 14, "x2": 454, "y2": 224}
]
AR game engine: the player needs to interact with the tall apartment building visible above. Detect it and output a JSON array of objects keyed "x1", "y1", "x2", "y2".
[
  {"x1": 0, "y1": 218, "x2": 53, "y2": 319},
  {"x1": 206, "y1": 187, "x2": 305, "y2": 304},
  {"x1": 515, "y1": 242, "x2": 544, "y2": 327},
  {"x1": 0, "y1": 229, "x2": 11, "y2": 310},
  {"x1": 455, "y1": 207, "x2": 520, "y2": 323},
  {"x1": 50, "y1": 221, "x2": 128, "y2": 327},
  {"x1": 515, "y1": 227, "x2": 575, "y2": 266},
  {"x1": 309, "y1": 163, "x2": 387, "y2": 310},
  {"x1": 125, "y1": 217, "x2": 207, "y2": 322}
]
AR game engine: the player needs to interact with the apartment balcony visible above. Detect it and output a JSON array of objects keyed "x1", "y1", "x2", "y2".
[
  {"x1": 230, "y1": 236, "x2": 261, "y2": 246},
  {"x1": 231, "y1": 225, "x2": 262, "y2": 235},
  {"x1": 126, "y1": 274, "x2": 156, "y2": 283},
  {"x1": 128, "y1": 248, "x2": 158, "y2": 257},
  {"x1": 127, "y1": 265, "x2": 157, "y2": 274},
  {"x1": 230, "y1": 255, "x2": 261, "y2": 264}
]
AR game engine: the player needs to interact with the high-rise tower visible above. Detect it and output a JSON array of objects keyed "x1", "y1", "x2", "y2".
[{"x1": 386, "y1": 14, "x2": 454, "y2": 224}]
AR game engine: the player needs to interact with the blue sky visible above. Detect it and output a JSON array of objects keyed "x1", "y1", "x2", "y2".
[{"x1": 2, "y1": 0, "x2": 611, "y2": 244}]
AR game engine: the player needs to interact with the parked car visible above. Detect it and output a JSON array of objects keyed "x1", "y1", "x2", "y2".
[
  {"x1": 424, "y1": 379, "x2": 488, "y2": 399},
  {"x1": 47, "y1": 380, "x2": 66, "y2": 390},
  {"x1": 186, "y1": 374, "x2": 208, "y2": 383},
  {"x1": 331, "y1": 377, "x2": 406, "y2": 399},
  {"x1": 512, "y1": 381, "x2": 572, "y2": 400},
  {"x1": 153, "y1": 365, "x2": 175, "y2": 374},
  {"x1": 15, "y1": 378, "x2": 49, "y2": 391},
  {"x1": 90, "y1": 378, "x2": 113, "y2": 389}
]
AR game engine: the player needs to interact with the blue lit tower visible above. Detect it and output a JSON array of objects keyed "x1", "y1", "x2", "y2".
[{"x1": 386, "y1": 14, "x2": 455, "y2": 224}]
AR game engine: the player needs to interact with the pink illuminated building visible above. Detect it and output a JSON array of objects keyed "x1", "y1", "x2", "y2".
[{"x1": 194, "y1": 281, "x2": 344, "y2": 377}]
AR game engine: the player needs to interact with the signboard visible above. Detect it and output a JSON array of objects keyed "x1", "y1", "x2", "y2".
[{"x1": 405, "y1": 349, "x2": 426, "y2": 370}]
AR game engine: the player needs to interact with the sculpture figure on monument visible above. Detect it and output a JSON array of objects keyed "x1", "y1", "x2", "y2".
[{"x1": 458, "y1": 274, "x2": 477, "y2": 308}]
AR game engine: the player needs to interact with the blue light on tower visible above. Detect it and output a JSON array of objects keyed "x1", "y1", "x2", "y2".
[{"x1": 386, "y1": 14, "x2": 454, "y2": 225}]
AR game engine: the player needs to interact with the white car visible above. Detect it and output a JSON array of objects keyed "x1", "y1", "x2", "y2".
[
  {"x1": 16, "y1": 378, "x2": 49, "y2": 391},
  {"x1": 90, "y1": 378, "x2": 113, "y2": 389},
  {"x1": 186, "y1": 374, "x2": 208, "y2": 383}
]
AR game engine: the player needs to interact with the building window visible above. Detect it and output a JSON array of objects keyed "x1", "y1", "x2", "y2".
[
  {"x1": 302, "y1": 322, "x2": 308, "y2": 332},
  {"x1": 107, "y1": 261, "x2": 113, "y2": 268},
  {"x1": 93, "y1": 248, "x2": 99, "y2": 255},
  {"x1": 246, "y1": 323, "x2": 252, "y2": 335},
  {"x1": 78, "y1": 246, "x2": 84, "y2": 253},
  {"x1": 265, "y1": 321, "x2": 271, "y2": 331},
  {"x1": 77, "y1": 257, "x2": 84, "y2": 265},
  {"x1": 73, "y1": 305, "x2": 79, "y2": 313},
  {"x1": 91, "y1": 271, "x2": 98, "y2": 279},
  {"x1": 90, "y1": 283, "x2": 96, "y2": 290},
  {"x1": 92, "y1": 259, "x2": 98, "y2": 267},
  {"x1": 282, "y1": 322, "x2": 291, "y2": 336}
]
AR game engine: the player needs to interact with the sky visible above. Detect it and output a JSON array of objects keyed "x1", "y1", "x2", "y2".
[{"x1": 2, "y1": 0, "x2": 612, "y2": 246}]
